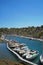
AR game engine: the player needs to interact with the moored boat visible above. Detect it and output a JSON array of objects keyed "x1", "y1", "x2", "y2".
[
  {"x1": 7, "y1": 41, "x2": 39, "y2": 60},
  {"x1": 7, "y1": 43, "x2": 37, "y2": 65},
  {"x1": 40, "y1": 55, "x2": 43, "y2": 64},
  {"x1": 22, "y1": 50, "x2": 39, "y2": 60}
]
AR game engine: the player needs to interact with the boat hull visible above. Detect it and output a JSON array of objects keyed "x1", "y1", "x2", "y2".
[{"x1": 40, "y1": 55, "x2": 43, "y2": 64}]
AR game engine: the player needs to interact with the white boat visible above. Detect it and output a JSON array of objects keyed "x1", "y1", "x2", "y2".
[
  {"x1": 7, "y1": 41, "x2": 39, "y2": 60},
  {"x1": 13, "y1": 47, "x2": 20, "y2": 52},
  {"x1": 40, "y1": 55, "x2": 43, "y2": 64},
  {"x1": 22, "y1": 50, "x2": 39, "y2": 60},
  {"x1": 7, "y1": 43, "x2": 37, "y2": 65}
]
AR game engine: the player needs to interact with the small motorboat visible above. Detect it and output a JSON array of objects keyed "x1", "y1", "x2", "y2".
[
  {"x1": 22, "y1": 50, "x2": 39, "y2": 60},
  {"x1": 40, "y1": 55, "x2": 43, "y2": 64},
  {"x1": 7, "y1": 42, "x2": 39, "y2": 60}
]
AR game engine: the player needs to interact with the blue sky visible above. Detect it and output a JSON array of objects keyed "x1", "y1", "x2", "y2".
[{"x1": 0, "y1": 0, "x2": 43, "y2": 28}]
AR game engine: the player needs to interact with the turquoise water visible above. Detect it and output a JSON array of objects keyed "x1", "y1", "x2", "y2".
[{"x1": 0, "y1": 36, "x2": 43, "y2": 65}]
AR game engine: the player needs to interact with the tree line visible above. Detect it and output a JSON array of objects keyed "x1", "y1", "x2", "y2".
[{"x1": 0, "y1": 25, "x2": 43, "y2": 39}]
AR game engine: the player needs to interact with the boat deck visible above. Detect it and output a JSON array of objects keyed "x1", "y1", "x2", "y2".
[
  {"x1": 2, "y1": 38, "x2": 38, "y2": 65},
  {"x1": 7, "y1": 43, "x2": 37, "y2": 65}
]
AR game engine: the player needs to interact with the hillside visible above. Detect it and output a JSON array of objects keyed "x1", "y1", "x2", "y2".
[{"x1": 0, "y1": 25, "x2": 43, "y2": 39}]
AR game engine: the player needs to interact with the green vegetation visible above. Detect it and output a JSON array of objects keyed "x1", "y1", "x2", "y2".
[{"x1": 0, "y1": 25, "x2": 43, "y2": 39}]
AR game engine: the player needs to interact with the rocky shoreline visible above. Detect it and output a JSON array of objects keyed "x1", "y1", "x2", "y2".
[
  {"x1": 0, "y1": 60, "x2": 24, "y2": 65},
  {"x1": 0, "y1": 38, "x2": 4, "y2": 42},
  {"x1": 14, "y1": 35, "x2": 43, "y2": 42}
]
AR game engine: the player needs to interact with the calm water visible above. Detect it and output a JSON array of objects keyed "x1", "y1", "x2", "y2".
[
  {"x1": 0, "y1": 36, "x2": 43, "y2": 65},
  {"x1": 0, "y1": 42, "x2": 21, "y2": 62}
]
